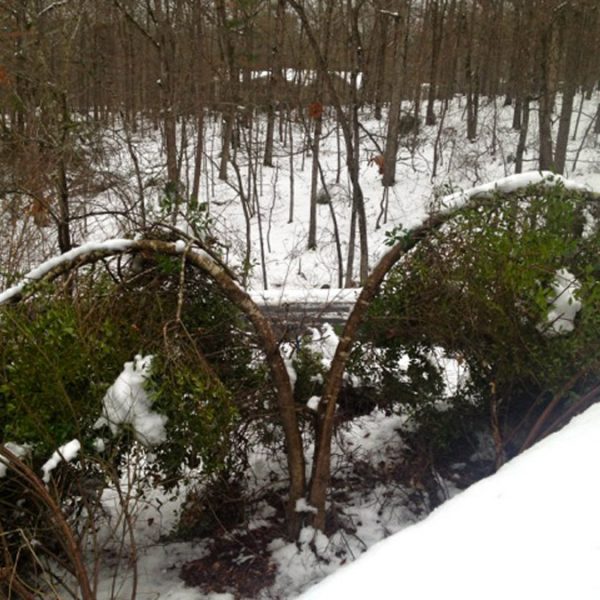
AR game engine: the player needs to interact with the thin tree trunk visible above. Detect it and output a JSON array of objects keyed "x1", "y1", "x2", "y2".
[
  {"x1": 263, "y1": 0, "x2": 285, "y2": 167},
  {"x1": 382, "y1": 10, "x2": 405, "y2": 187},
  {"x1": 317, "y1": 162, "x2": 344, "y2": 288},
  {"x1": 512, "y1": 97, "x2": 522, "y2": 130},
  {"x1": 308, "y1": 113, "x2": 322, "y2": 250},
  {"x1": 554, "y1": 8, "x2": 582, "y2": 175},
  {"x1": 554, "y1": 84, "x2": 575, "y2": 175},
  {"x1": 372, "y1": 3, "x2": 390, "y2": 120},
  {"x1": 425, "y1": 0, "x2": 444, "y2": 126},
  {"x1": 515, "y1": 97, "x2": 530, "y2": 174},
  {"x1": 57, "y1": 93, "x2": 72, "y2": 254},
  {"x1": 538, "y1": 22, "x2": 559, "y2": 171}
]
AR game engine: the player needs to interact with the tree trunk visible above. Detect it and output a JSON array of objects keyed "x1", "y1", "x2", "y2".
[
  {"x1": 216, "y1": 0, "x2": 238, "y2": 182},
  {"x1": 512, "y1": 97, "x2": 522, "y2": 131},
  {"x1": 382, "y1": 10, "x2": 406, "y2": 187},
  {"x1": 425, "y1": 0, "x2": 444, "y2": 126},
  {"x1": 308, "y1": 113, "x2": 322, "y2": 250},
  {"x1": 554, "y1": 84, "x2": 575, "y2": 175},
  {"x1": 308, "y1": 209, "x2": 456, "y2": 530},
  {"x1": 372, "y1": 3, "x2": 390, "y2": 120},
  {"x1": 538, "y1": 22, "x2": 559, "y2": 171},
  {"x1": 263, "y1": 0, "x2": 285, "y2": 167},
  {"x1": 515, "y1": 97, "x2": 530, "y2": 174},
  {"x1": 554, "y1": 7, "x2": 583, "y2": 175},
  {"x1": 465, "y1": 0, "x2": 479, "y2": 141},
  {"x1": 57, "y1": 93, "x2": 72, "y2": 254}
]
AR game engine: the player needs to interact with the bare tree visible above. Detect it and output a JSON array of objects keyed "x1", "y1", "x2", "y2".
[
  {"x1": 286, "y1": 0, "x2": 370, "y2": 285},
  {"x1": 382, "y1": 1, "x2": 410, "y2": 187}
]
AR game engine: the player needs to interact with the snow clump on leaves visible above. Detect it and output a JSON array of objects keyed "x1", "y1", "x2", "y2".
[{"x1": 94, "y1": 354, "x2": 168, "y2": 446}]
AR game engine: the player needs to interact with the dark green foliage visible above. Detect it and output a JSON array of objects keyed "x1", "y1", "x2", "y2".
[
  {"x1": 364, "y1": 183, "x2": 600, "y2": 456},
  {"x1": 0, "y1": 294, "x2": 133, "y2": 458},
  {"x1": 0, "y1": 261, "x2": 256, "y2": 481}
]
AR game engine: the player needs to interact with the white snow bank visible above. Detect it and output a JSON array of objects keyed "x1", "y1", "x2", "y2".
[
  {"x1": 0, "y1": 442, "x2": 31, "y2": 477},
  {"x1": 41, "y1": 439, "x2": 81, "y2": 483},
  {"x1": 441, "y1": 170, "x2": 593, "y2": 213},
  {"x1": 545, "y1": 268, "x2": 582, "y2": 335},
  {"x1": 94, "y1": 355, "x2": 168, "y2": 446},
  {"x1": 299, "y1": 402, "x2": 600, "y2": 600}
]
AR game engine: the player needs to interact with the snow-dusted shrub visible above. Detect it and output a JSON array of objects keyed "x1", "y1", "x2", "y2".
[
  {"x1": 364, "y1": 182, "x2": 600, "y2": 462},
  {"x1": 0, "y1": 260, "x2": 259, "y2": 585}
]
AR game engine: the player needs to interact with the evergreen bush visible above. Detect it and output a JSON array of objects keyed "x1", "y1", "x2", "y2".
[{"x1": 363, "y1": 183, "x2": 600, "y2": 461}]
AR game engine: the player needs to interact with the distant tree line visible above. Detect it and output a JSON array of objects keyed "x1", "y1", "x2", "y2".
[{"x1": 0, "y1": 0, "x2": 599, "y2": 283}]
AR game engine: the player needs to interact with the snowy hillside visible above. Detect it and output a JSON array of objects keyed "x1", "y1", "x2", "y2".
[{"x1": 301, "y1": 402, "x2": 600, "y2": 600}]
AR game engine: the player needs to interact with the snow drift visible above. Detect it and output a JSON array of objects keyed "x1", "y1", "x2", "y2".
[{"x1": 300, "y1": 403, "x2": 600, "y2": 600}]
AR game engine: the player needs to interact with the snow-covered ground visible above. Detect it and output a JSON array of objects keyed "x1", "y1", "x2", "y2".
[
  {"x1": 90, "y1": 409, "x2": 422, "y2": 600},
  {"x1": 300, "y1": 402, "x2": 600, "y2": 600},
  {"x1": 88, "y1": 399, "x2": 600, "y2": 599}
]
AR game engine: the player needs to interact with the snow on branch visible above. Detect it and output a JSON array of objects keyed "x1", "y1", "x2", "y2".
[
  {"x1": 0, "y1": 239, "x2": 136, "y2": 305},
  {"x1": 41, "y1": 439, "x2": 81, "y2": 483},
  {"x1": 440, "y1": 171, "x2": 594, "y2": 215},
  {"x1": 378, "y1": 9, "x2": 402, "y2": 18},
  {"x1": 0, "y1": 238, "x2": 219, "y2": 306}
]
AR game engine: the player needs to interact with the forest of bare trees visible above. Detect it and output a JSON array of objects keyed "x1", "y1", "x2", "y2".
[{"x1": 1, "y1": 0, "x2": 599, "y2": 284}]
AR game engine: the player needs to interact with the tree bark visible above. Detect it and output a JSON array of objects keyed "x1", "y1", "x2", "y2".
[
  {"x1": 425, "y1": 0, "x2": 445, "y2": 126},
  {"x1": 382, "y1": 8, "x2": 406, "y2": 187},
  {"x1": 263, "y1": 0, "x2": 285, "y2": 167},
  {"x1": 538, "y1": 20, "x2": 559, "y2": 171},
  {"x1": 515, "y1": 97, "x2": 530, "y2": 174}
]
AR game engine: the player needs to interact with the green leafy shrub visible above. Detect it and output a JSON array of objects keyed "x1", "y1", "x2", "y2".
[
  {"x1": 0, "y1": 256, "x2": 280, "y2": 588},
  {"x1": 0, "y1": 257, "x2": 263, "y2": 486},
  {"x1": 363, "y1": 183, "x2": 600, "y2": 460}
]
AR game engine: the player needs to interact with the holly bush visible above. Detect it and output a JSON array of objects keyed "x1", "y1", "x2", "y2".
[{"x1": 363, "y1": 182, "x2": 600, "y2": 457}]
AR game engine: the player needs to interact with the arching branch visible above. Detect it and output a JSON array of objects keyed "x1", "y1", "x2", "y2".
[
  {"x1": 307, "y1": 172, "x2": 595, "y2": 530},
  {"x1": 0, "y1": 238, "x2": 306, "y2": 538}
]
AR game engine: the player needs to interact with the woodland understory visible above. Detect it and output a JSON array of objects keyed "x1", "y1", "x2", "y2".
[{"x1": 2, "y1": 1, "x2": 600, "y2": 598}]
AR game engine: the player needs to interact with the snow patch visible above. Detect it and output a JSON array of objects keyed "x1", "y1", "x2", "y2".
[
  {"x1": 295, "y1": 499, "x2": 318, "y2": 514},
  {"x1": 307, "y1": 396, "x2": 321, "y2": 411},
  {"x1": 94, "y1": 355, "x2": 168, "y2": 446},
  {"x1": 0, "y1": 442, "x2": 31, "y2": 478},
  {"x1": 545, "y1": 268, "x2": 582, "y2": 335},
  {"x1": 281, "y1": 352, "x2": 298, "y2": 390},
  {"x1": 41, "y1": 439, "x2": 81, "y2": 483}
]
